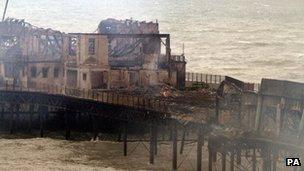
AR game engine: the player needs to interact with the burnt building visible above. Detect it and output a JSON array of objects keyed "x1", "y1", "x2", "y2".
[
  {"x1": 0, "y1": 18, "x2": 67, "y2": 89},
  {"x1": 0, "y1": 18, "x2": 186, "y2": 91}
]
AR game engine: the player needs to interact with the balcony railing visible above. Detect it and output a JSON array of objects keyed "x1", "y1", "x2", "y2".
[{"x1": 186, "y1": 72, "x2": 225, "y2": 84}]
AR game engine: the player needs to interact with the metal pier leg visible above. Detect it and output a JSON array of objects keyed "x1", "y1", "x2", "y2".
[
  {"x1": 180, "y1": 127, "x2": 186, "y2": 154},
  {"x1": 197, "y1": 124, "x2": 203, "y2": 171},
  {"x1": 172, "y1": 122, "x2": 178, "y2": 170},
  {"x1": 92, "y1": 114, "x2": 98, "y2": 141},
  {"x1": 123, "y1": 121, "x2": 128, "y2": 156},
  {"x1": 9, "y1": 104, "x2": 14, "y2": 134},
  {"x1": 213, "y1": 149, "x2": 217, "y2": 164},
  {"x1": 255, "y1": 95, "x2": 263, "y2": 131},
  {"x1": 154, "y1": 125, "x2": 158, "y2": 155},
  {"x1": 273, "y1": 151, "x2": 277, "y2": 171},
  {"x1": 39, "y1": 106, "x2": 45, "y2": 138},
  {"x1": 208, "y1": 142, "x2": 213, "y2": 171},
  {"x1": 65, "y1": 111, "x2": 70, "y2": 140},
  {"x1": 15, "y1": 104, "x2": 20, "y2": 132},
  {"x1": 29, "y1": 104, "x2": 34, "y2": 133},
  {"x1": 236, "y1": 148, "x2": 241, "y2": 165},
  {"x1": 0, "y1": 104, "x2": 4, "y2": 120},
  {"x1": 252, "y1": 148, "x2": 257, "y2": 171},
  {"x1": 262, "y1": 147, "x2": 271, "y2": 171},
  {"x1": 222, "y1": 150, "x2": 227, "y2": 171},
  {"x1": 230, "y1": 151, "x2": 235, "y2": 171},
  {"x1": 149, "y1": 123, "x2": 155, "y2": 164}
]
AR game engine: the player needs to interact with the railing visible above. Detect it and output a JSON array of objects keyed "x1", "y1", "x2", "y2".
[
  {"x1": 185, "y1": 72, "x2": 225, "y2": 84},
  {"x1": 170, "y1": 55, "x2": 186, "y2": 62},
  {"x1": 1, "y1": 80, "x2": 169, "y2": 113}
]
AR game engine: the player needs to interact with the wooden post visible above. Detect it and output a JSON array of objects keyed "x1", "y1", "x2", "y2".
[
  {"x1": 197, "y1": 124, "x2": 203, "y2": 171},
  {"x1": 28, "y1": 104, "x2": 33, "y2": 133},
  {"x1": 172, "y1": 122, "x2": 178, "y2": 170},
  {"x1": 65, "y1": 111, "x2": 70, "y2": 140},
  {"x1": 149, "y1": 124, "x2": 155, "y2": 164},
  {"x1": 180, "y1": 127, "x2": 187, "y2": 154},
  {"x1": 230, "y1": 151, "x2": 235, "y2": 171},
  {"x1": 123, "y1": 121, "x2": 128, "y2": 156}
]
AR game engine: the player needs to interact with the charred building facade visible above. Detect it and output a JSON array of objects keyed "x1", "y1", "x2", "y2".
[{"x1": 0, "y1": 18, "x2": 186, "y2": 91}]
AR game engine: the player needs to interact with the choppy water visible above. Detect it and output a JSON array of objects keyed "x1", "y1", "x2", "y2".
[{"x1": 2, "y1": 0, "x2": 304, "y2": 83}]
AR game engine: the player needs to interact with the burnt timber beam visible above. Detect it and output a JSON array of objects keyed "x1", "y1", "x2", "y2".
[{"x1": 2, "y1": 0, "x2": 9, "y2": 21}]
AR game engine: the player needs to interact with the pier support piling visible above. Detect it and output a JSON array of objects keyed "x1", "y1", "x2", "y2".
[
  {"x1": 197, "y1": 124, "x2": 203, "y2": 171},
  {"x1": 230, "y1": 151, "x2": 235, "y2": 171},
  {"x1": 221, "y1": 150, "x2": 226, "y2": 171},
  {"x1": 236, "y1": 148, "x2": 241, "y2": 165},
  {"x1": 208, "y1": 142, "x2": 213, "y2": 171},
  {"x1": 252, "y1": 148, "x2": 257, "y2": 171},
  {"x1": 39, "y1": 106, "x2": 46, "y2": 138},
  {"x1": 154, "y1": 125, "x2": 158, "y2": 155},
  {"x1": 65, "y1": 111, "x2": 71, "y2": 140},
  {"x1": 29, "y1": 104, "x2": 34, "y2": 133},
  {"x1": 149, "y1": 123, "x2": 155, "y2": 164},
  {"x1": 180, "y1": 126, "x2": 186, "y2": 154},
  {"x1": 123, "y1": 121, "x2": 128, "y2": 156},
  {"x1": 92, "y1": 114, "x2": 98, "y2": 140},
  {"x1": 9, "y1": 104, "x2": 14, "y2": 134},
  {"x1": 172, "y1": 122, "x2": 178, "y2": 170}
]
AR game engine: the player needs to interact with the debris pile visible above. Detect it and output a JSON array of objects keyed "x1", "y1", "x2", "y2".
[{"x1": 113, "y1": 83, "x2": 216, "y2": 122}]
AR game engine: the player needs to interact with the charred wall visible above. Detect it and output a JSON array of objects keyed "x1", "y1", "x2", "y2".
[{"x1": 98, "y1": 19, "x2": 162, "y2": 69}]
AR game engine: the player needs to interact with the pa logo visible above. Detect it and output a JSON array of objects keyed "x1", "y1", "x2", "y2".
[{"x1": 286, "y1": 158, "x2": 301, "y2": 166}]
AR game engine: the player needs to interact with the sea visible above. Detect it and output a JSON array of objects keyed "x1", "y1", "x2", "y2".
[{"x1": 2, "y1": 0, "x2": 304, "y2": 83}]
